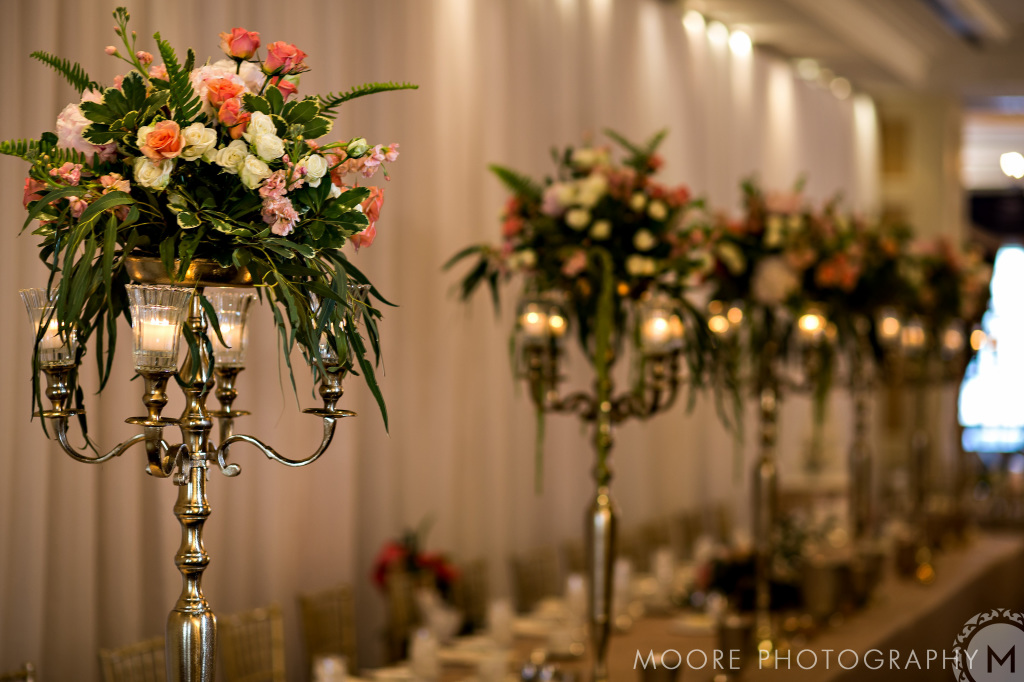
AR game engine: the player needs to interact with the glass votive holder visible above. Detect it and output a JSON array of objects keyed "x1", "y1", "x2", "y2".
[
  {"x1": 638, "y1": 294, "x2": 684, "y2": 356},
  {"x1": 876, "y1": 307, "x2": 902, "y2": 348},
  {"x1": 796, "y1": 304, "x2": 828, "y2": 345},
  {"x1": 126, "y1": 284, "x2": 194, "y2": 373},
  {"x1": 205, "y1": 288, "x2": 257, "y2": 368},
  {"x1": 19, "y1": 288, "x2": 77, "y2": 367}
]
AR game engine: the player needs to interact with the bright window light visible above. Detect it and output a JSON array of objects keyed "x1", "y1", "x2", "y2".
[{"x1": 1000, "y1": 151, "x2": 1024, "y2": 179}]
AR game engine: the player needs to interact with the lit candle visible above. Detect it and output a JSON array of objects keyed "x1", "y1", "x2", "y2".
[
  {"x1": 901, "y1": 319, "x2": 926, "y2": 352},
  {"x1": 547, "y1": 313, "x2": 567, "y2": 338},
  {"x1": 797, "y1": 310, "x2": 826, "y2": 343},
  {"x1": 140, "y1": 319, "x2": 177, "y2": 354},
  {"x1": 708, "y1": 314, "x2": 729, "y2": 335},
  {"x1": 214, "y1": 323, "x2": 244, "y2": 353},
  {"x1": 519, "y1": 304, "x2": 549, "y2": 339},
  {"x1": 39, "y1": 319, "x2": 64, "y2": 350},
  {"x1": 877, "y1": 308, "x2": 901, "y2": 346},
  {"x1": 642, "y1": 315, "x2": 672, "y2": 350}
]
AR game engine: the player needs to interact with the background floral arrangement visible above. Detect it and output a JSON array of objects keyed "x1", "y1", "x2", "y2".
[
  {"x1": 371, "y1": 525, "x2": 460, "y2": 599},
  {"x1": 4, "y1": 8, "x2": 416, "y2": 426},
  {"x1": 447, "y1": 130, "x2": 713, "y2": 369}
]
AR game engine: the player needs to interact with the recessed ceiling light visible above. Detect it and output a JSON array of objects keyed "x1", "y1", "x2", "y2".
[
  {"x1": 707, "y1": 21, "x2": 729, "y2": 46},
  {"x1": 729, "y1": 30, "x2": 752, "y2": 56},
  {"x1": 683, "y1": 10, "x2": 706, "y2": 32}
]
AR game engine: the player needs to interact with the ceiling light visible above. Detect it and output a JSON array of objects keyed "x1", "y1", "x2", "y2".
[
  {"x1": 707, "y1": 21, "x2": 729, "y2": 46},
  {"x1": 683, "y1": 10, "x2": 706, "y2": 32},
  {"x1": 1001, "y1": 152, "x2": 1024, "y2": 179},
  {"x1": 729, "y1": 29, "x2": 752, "y2": 56},
  {"x1": 830, "y1": 77, "x2": 852, "y2": 100},
  {"x1": 796, "y1": 59, "x2": 820, "y2": 81}
]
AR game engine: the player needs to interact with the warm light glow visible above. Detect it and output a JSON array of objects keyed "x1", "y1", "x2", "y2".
[
  {"x1": 707, "y1": 21, "x2": 729, "y2": 46},
  {"x1": 548, "y1": 314, "x2": 567, "y2": 337},
  {"x1": 798, "y1": 312, "x2": 824, "y2": 335},
  {"x1": 796, "y1": 58, "x2": 820, "y2": 81},
  {"x1": 708, "y1": 315, "x2": 729, "y2": 335},
  {"x1": 971, "y1": 329, "x2": 987, "y2": 351},
  {"x1": 901, "y1": 321, "x2": 926, "y2": 350},
  {"x1": 727, "y1": 306, "x2": 743, "y2": 325},
  {"x1": 519, "y1": 305, "x2": 549, "y2": 339},
  {"x1": 1001, "y1": 151, "x2": 1024, "y2": 179},
  {"x1": 682, "y1": 10, "x2": 706, "y2": 32},
  {"x1": 526, "y1": 311, "x2": 541, "y2": 325},
  {"x1": 830, "y1": 77, "x2": 852, "y2": 100},
  {"x1": 708, "y1": 300, "x2": 725, "y2": 316},
  {"x1": 668, "y1": 315, "x2": 684, "y2": 340},
  {"x1": 729, "y1": 29, "x2": 752, "y2": 56},
  {"x1": 943, "y1": 326, "x2": 965, "y2": 354},
  {"x1": 879, "y1": 315, "x2": 901, "y2": 341}
]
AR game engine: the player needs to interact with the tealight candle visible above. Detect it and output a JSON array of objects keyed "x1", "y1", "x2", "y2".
[
  {"x1": 548, "y1": 313, "x2": 567, "y2": 338},
  {"x1": 39, "y1": 318, "x2": 64, "y2": 350},
  {"x1": 140, "y1": 318, "x2": 177, "y2": 353},
  {"x1": 642, "y1": 315, "x2": 672, "y2": 349},
  {"x1": 519, "y1": 305, "x2": 549, "y2": 338},
  {"x1": 797, "y1": 309, "x2": 826, "y2": 343}
]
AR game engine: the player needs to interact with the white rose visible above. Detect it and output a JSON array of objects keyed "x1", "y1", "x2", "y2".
[
  {"x1": 509, "y1": 249, "x2": 537, "y2": 270},
  {"x1": 132, "y1": 156, "x2": 174, "y2": 190},
  {"x1": 590, "y1": 220, "x2": 612, "y2": 240},
  {"x1": 180, "y1": 123, "x2": 217, "y2": 161},
  {"x1": 299, "y1": 154, "x2": 329, "y2": 187},
  {"x1": 633, "y1": 229, "x2": 657, "y2": 252},
  {"x1": 239, "y1": 154, "x2": 272, "y2": 189},
  {"x1": 716, "y1": 242, "x2": 747, "y2": 275},
  {"x1": 565, "y1": 208, "x2": 591, "y2": 230},
  {"x1": 555, "y1": 183, "x2": 577, "y2": 206},
  {"x1": 214, "y1": 140, "x2": 249, "y2": 174},
  {"x1": 252, "y1": 133, "x2": 285, "y2": 162},
  {"x1": 647, "y1": 200, "x2": 668, "y2": 221},
  {"x1": 576, "y1": 174, "x2": 608, "y2": 209},
  {"x1": 572, "y1": 148, "x2": 598, "y2": 168},
  {"x1": 212, "y1": 59, "x2": 264, "y2": 93},
  {"x1": 625, "y1": 255, "x2": 657, "y2": 277},
  {"x1": 751, "y1": 256, "x2": 800, "y2": 306},
  {"x1": 244, "y1": 111, "x2": 277, "y2": 141},
  {"x1": 328, "y1": 182, "x2": 342, "y2": 199},
  {"x1": 630, "y1": 192, "x2": 647, "y2": 212}
]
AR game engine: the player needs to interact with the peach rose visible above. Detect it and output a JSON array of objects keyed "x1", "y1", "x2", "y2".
[
  {"x1": 219, "y1": 28, "x2": 261, "y2": 60},
  {"x1": 218, "y1": 98, "x2": 251, "y2": 140},
  {"x1": 138, "y1": 120, "x2": 184, "y2": 162},
  {"x1": 269, "y1": 76, "x2": 298, "y2": 101},
  {"x1": 22, "y1": 177, "x2": 46, "y2": 208},
  {"x1": 206, "y1": 77, "x2": 244, "y2": 109},
  {"x1": 263, "y1": 41, "x2": 308, "y2": 75}
]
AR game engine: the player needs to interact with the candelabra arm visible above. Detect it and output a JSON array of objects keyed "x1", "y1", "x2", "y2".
[
  {"x1": 215, "y1": 414, "x2": 348, "y2": 475},
  {"x1": 51, "y1": 419, "x2": 149, "y2": 464}
]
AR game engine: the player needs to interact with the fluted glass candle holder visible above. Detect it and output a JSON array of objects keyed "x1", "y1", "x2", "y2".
[
  {"x1": 638, "y1": 294, "x2": 684, "y2": 356},
  {"x1": 19, "y1": 288, "x2": 77, "y2": 367},
  {"x1": 126, "y1": 284, "x2": 193, "y2": 372},
  {"x1": 206, "y1": 289, "x2": 258, "y2": 368}
]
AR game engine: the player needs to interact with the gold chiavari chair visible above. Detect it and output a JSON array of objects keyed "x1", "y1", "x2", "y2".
[
  {"x1": 297, "y1": 584, "x2": 359, "y2": 675},
  {"x1": 99, "y1": 637, "x2": 165, "y2": 682},
  {"x1": 509, "y1": 546, "x2": 561, "y2": 613},
  {"x1": 0, "y1": 662, "x2": 36, "y2": 682},
  {"x1": 219, "y1": 604, "x2": 286, "y2": 682},
  {"x1": 669, "y1": 511, "x2": 701, "y2": 560},
  {"x1": 383, "y1": 568, "x2": 422, "y2": 663},
  {"x1": 452, "y1": 558, "x2": 490, "y2": 632}
]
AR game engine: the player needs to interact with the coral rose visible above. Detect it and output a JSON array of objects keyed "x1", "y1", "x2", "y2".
[
  {"x1": 138, "y1": 120, "x2": 184, "y2": 162},
  {"x1": 263, "y1": 41, "x2": 308, "y2": 75},
  {"x1": 218, "y1": 98, "x2": 251, "y2": 139},
  {"x1": 206, "y1": 77, "x2": 244, "y2": 109},
  {"x1": 219, "y1": 28, "x2": 260, "y2": 60}
]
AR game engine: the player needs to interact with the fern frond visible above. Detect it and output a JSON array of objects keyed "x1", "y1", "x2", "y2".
[
  {"x1": 603, "y1": 129, "x2": 646, "y2": 158},
  {"x1": 488, "y1": 164, "x2": 543, "y2": 203},
  {"x1": 30, "y1": 51, "x2": 101, "y2": 94},
  {"x1": 318, "y1": 81, "x2": 419, "y2": 118},
  {"x1": 0, "y1": 138, "x2": 44, "y2": 162},
  {"x1": 153, "y1": 34, "x2": 203, "y2": 123},
  {"x1": 644, "y1": 129, "x2": 668, "y2": 154}
]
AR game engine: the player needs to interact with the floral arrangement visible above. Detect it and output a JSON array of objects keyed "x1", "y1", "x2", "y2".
[
  {"x1": 4, "y1": 8, "x2": 416, "y2": 425},
  {"x1": 372, "y1": 527, "x2": 460, "y2": 599},
  {"x1": 447, "y1": 130, "x2": 712, "y2": 364}
]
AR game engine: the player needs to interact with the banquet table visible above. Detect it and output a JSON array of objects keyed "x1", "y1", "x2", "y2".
[{"x1": 419, "y1": 532, "x2": 1024, "y2": 682}]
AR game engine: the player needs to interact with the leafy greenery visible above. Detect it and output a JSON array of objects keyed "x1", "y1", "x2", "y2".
[
  {"x1": 29, "y1": 51, "x2": 101, "y2": 94},
  {"x1": 318, "y1": 82, "x2": 419, "y2": 118}
]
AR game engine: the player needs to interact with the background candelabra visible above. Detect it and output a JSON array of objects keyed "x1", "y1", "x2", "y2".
[
  {"x1": 875, "y1": 308, "x2": 973, "y2": 565},
  {"x1": 19, "y1": 261, "x2": 361, "y2": 682},
  {"x1": 516, "y1": 291, "x2": 685, "y2": 682}
]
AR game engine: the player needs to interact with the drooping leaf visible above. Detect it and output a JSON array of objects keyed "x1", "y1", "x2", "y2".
[{"x1": 30, "y1": 51, "x2": 101, "y2": 94}]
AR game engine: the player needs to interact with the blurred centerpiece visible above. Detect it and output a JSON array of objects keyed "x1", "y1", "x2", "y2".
[
  {"x1": 5, "y1": 8, "x2": 415, "y2": 681},
  {"x1": 447, "y1": 130, "x2": 713, "y2": 681}
]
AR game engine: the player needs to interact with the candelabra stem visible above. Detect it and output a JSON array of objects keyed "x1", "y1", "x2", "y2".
[
  {"x1": 587, "y1": 369, "x2": 616, "y2": 682},
  {"x1": 849, "y1": 355, "x2": 872, "y2": 542},
  {"x1": 753, "y1": 378, "x2": 779, "y2": 660},
  {"x1": 910, "y1": 383, "x2": 930, "y2": 530},
  {"x1": 167, "y1": 292, "x2": 217, "y2": 682}
]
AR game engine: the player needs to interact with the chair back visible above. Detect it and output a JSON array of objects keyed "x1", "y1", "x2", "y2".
[
  {"x1": 99, "y1": 637, "x2": 165, "y2": 682},
  {"x1": 509, "y1": 547, "x2": 561, "y2": 613},
  {"x1": 220, "y1": 604, "x2": 286, "y2": 682},
  {"x1": 383, "y1": 568, "x2": 420, "y2": 662},
  {"x1": 0, "y1": 663, "x2": 36, "y2": 682},
  {"x1": 298, "y1": 584, "x2": 359, "y2": 673}
]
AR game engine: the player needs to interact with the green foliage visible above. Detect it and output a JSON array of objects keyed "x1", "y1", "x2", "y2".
[
  {"x1": 318, "y1": 81, "x2": 419, "y2": 118},
  {"x1": 30, "y1": 51, "x2": 101, "y2": 94},
  {"x1": 152, "y1": 34, "x2": 202, "y2": 123},
  {"x1": 488, "y1": 164, "x2": 543, "y2": 203}
]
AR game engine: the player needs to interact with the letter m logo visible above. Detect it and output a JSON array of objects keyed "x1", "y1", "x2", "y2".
[{"x1": 988, "y1": 645, "x2": 1015, "y2": 673}]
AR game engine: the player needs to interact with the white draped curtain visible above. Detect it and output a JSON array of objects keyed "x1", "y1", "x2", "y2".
[{"x1": 0, "y1": 0, "x2": 879, "y2": 679}]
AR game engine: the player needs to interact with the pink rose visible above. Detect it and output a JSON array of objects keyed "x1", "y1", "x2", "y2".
[
  {"x1": 22, "y1": 177, "x2": 46, "y2": 208},
  {"x1": 218, "y1": 98, "x2": 250, "y2": 139},
  {"x1": 219, "y1": 28, "x2": 261, "y2": 60},
  {"x1": 140, "y1": 120, "x2": 184, "y2": 162},
  {"x1": 55, "y1": 101, "x2": 117, "y2": 163},
  {"x1": 263, "y1": 41, "x2": 308, "y2": 75},
  {"x1": 269, "y1": 76, "x2": 298, "y2": 101},
  {"x1": 206, "y1": 77, "x2": 244, "y2": 108}
]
